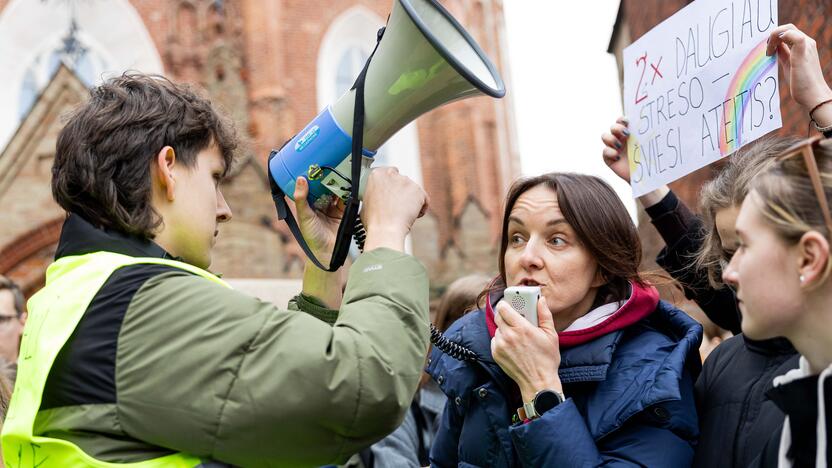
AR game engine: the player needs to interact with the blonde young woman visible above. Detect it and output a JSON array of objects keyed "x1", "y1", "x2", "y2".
[
  {"x1": 721, "y1": 26, "x2": 832, "y2": 463},
  {"x1": 602, "y1": 23, "x2": 832, "y2": 468},
  {"x1": 723, "y1": 134, "x2": 832, "y2": 467},
  {"x1": 602, "y1": 133, "x2": 800, "y2": 467}
]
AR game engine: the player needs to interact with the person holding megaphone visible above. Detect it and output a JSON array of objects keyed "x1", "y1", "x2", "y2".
[{"x1": 0, "y1": 73, "x2": 431, "y2": 468}]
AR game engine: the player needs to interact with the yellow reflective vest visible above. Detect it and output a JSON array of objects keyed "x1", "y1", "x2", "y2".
[{"x1": 1, "y1": 252, "x2": 228, "y2": 467}]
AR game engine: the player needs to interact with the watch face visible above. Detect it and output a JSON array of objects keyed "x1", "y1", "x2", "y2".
[{"x1": 534, "y1": 390, "x2": 561, "y2": 414}]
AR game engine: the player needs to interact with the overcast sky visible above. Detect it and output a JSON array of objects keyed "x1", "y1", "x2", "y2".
[{"x1": 502, "y1": 1, "x2": 637, "y2": 217}]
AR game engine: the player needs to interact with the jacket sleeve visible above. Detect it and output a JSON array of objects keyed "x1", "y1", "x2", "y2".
[
  {"x1": 508, "y1": 399, "x2": 694, "y2": 467},
  {"x1": 114, "y1": 248, "x2": 430, "y2": 467},
  {"x1": 428, "y1": 398, "x2": 463, "y2": 468},
  {"x1": 646, "y1": 190, "x2": 741, "y2": 334},
  {"x1": 287, "y1": 292, "x2": 340, "y2": 324}
]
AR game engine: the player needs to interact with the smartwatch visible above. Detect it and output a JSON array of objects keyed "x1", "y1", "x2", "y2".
[{"x1": 518, "y1": 389, "x2": 564, "y2": 420}]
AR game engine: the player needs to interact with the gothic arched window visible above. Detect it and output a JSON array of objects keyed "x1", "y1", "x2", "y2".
[
  {"x1": 317, "y1": 7, "x2": 423, "y2": 179},
  {"x1": 17, "y1": 38, "x2": 107, "y2": 119},
  {"x1": 334, "y1": 46, "x2": 369, "y2": 100},
  {"x1": 0, "y1": 0, "x2": 164, "y2": 149}
]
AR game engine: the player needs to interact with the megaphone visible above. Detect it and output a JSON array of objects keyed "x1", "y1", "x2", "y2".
[
  {"x1": 268, "y1": 0, "x2": 505, "y2": 271},
  {"x1": 267, "y1": 0, "x2": 504, "y2": 362},
  {"x1": 269, "y1": 0, "x2": 505, "y2": 208}
]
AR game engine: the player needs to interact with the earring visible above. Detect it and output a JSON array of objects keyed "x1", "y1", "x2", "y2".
[{"x1": 800, "y1": 275, "x2": 805, "y2": 284}]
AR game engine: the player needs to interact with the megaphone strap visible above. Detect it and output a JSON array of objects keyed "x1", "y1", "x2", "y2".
[
  {"x1": 267, "y1": 165, "x2": 328, "y2": 271},
  {"x1": 348, "y1": 26, "x2": 384, "y2": 201},
  {"x1": 266, "y1": 27, "x2": 385, "y2": 272}
]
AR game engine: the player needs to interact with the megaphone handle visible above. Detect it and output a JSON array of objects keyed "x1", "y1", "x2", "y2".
[{"x1": 267, "y1": 178, "x2": 339, "y2": 272}]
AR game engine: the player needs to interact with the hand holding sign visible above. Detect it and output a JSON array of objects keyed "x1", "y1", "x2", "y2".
[
  {"x1": 623, "y1": 0, "x2": 782, "y2": 197},
  {"x1": 601, "y1": 116, "x2": 671, "y2": 208},
  {"x1": 767, "y1": 24, "x2": 832, "y2": 126},
  {"x1": 601, "y1": 117, "x2": 633, "y2": 182}
]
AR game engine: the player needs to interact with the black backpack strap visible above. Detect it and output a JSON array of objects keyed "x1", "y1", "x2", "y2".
[{"x1": 410, "y1": 395, "x2": 430, "y2": 466}]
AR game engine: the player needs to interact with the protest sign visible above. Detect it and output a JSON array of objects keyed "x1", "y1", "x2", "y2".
[{"x1": 623, "y1": 0, "x2": 781, "y2": 197}]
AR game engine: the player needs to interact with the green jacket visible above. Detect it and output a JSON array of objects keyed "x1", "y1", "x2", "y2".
[{"x1": 27, "y1": 214, "x2": 430, "y2": 467}]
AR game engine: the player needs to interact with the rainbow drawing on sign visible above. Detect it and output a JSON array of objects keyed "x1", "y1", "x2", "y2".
[{"x1": 719, "y1": 39, "x2": 777, "y2": 155}]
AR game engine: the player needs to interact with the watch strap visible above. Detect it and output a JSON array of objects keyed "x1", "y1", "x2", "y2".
[
  {"x1": 523, "y1": 400, "x2": 538, "y2": 419},
  {"x1": 516, "y1": 389, "x2": 565, "y2": 422}
]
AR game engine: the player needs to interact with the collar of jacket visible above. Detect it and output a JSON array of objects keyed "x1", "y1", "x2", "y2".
[
  {"x1": 445, "y1": 308, "x2": 628, "y2": 386},
  {"x1": 55, "y1": 213, "x2": 176, "y2": 261},
  {"x1": 767, "y1": 356, "x2": 832, "y2": 468},
  {"x1": 430, "y1": 298, "x2": 702, "y2": 386},
  {"x1": 742, "y1": 335, "x2": 797, "y2": 356},
  {"x1": 484, "y1": 281, "x2": 660, "y2": 350}
]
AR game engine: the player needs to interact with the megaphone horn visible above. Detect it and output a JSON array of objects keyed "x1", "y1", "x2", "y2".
[{"x1": 267, "y1": 0, "x2": 506, "y2": 271}]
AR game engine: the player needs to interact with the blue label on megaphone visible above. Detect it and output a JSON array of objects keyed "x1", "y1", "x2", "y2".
[
  {"x1": 294, "y1": 125, "x2": 320, "y2": 152},
  {"x1": 269, "y1": 107, "x2": 353, "y2": 203}
]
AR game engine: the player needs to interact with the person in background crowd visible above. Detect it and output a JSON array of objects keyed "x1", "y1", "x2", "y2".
[
  {"x1": 726, "y1": 135, "x2": 832, "y2": 467},
  {"x1": 365, "y1": 274, "x2": 490, "y2": 468},
  {"x1": 0, "y1": 73, "x2": 431, "y2": 467},
  {"x1": 0, "y1": 276, "x2": 25, "y2": 382},
  {"x1": 727, "y1": 27, "x2": 832, "y2": 465},
  {"x1": 602, "y1": 131, "x2": 801, "y2": 467},
  {"x1": 601, "y1": 22, "x2": 832, "y2": 468},
  {"x1": 427, "y1": 172, "x2": 702, "y2": 467},
  {"x1": 0, "y1": 370, "x2": 12, "y2": 468}
]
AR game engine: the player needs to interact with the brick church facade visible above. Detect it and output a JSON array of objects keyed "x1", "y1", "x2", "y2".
[{"x1": 0, "y1": 0, "x2": 519, "y2": 300}]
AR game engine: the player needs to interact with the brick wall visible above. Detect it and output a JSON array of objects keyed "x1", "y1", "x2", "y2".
[{"x1": 0, "y1": 0, "x2": 518, "y2": 296}]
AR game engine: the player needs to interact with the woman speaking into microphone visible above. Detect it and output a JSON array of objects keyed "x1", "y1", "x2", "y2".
[{"x1": 427, "y1": 173, "x2": 702, "y2": 467}]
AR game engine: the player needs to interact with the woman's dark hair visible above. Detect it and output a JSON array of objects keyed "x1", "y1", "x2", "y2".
[
  {"x1": 52, "y1": 72, "x2": 238, "y2": 239},
  {"x1": 479, "y1": 173, "x2": 645, "y2": 307}
]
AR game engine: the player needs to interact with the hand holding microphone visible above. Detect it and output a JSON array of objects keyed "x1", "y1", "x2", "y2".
[{"x1": 492, "y1": 290, "x2": 564, "y2": 402}]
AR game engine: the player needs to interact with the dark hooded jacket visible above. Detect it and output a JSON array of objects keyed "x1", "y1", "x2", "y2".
[{"x1": 645, "y1": 191, "x2": 800, "y2": 467}]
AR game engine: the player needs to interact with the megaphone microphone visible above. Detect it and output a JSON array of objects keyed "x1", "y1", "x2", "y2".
[{"x1": 268, "y1": 0, "x2": 505, "y2": 281}]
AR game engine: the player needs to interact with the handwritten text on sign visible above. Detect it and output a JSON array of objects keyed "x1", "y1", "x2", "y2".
[{"x1": 623, "y1": 0, "x2": 781, "y2": 197}]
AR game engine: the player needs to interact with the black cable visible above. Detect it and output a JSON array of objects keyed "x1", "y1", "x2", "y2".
[
  {"x1": 352, "y1": 216, "x2": 479, "y2": 362},
  {"x1": 353, "y1": 214, "x2": 367, "y2": 249},
  {"x1": 321, "y1": 166, "x2": 351, "y2": 185},
  {"x1": 429, "y1": 322, "x2": 479, "y2": 362}
]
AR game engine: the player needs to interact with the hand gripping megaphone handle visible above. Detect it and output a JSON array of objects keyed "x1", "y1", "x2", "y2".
[{"x1": 267, "y1": 27, "x2": 384, "y2": 272}]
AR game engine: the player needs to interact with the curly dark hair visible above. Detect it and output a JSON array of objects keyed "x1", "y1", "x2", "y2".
[{"x1": 52, "y1": 72, "x2": 238, "y2": 239}]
